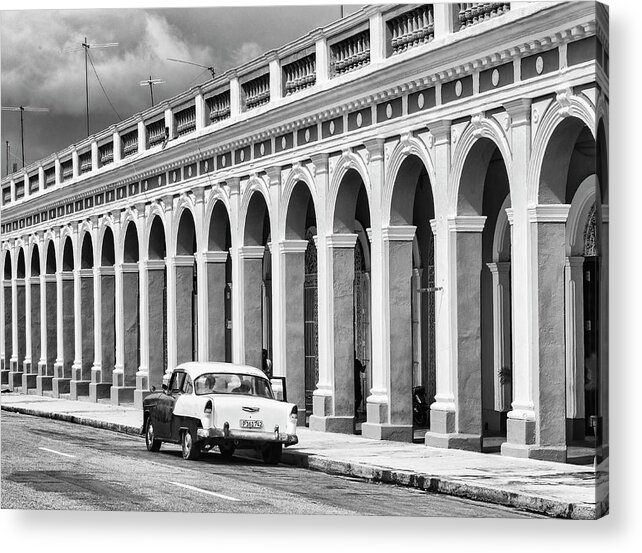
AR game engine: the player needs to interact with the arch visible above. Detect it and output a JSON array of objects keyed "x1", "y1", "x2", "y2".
[
  {"x1": 388, "y1": 153, "x2": 435, "y2": 226},
  {"x1": 30, "y1": 243, "x2": 41, "y2": 277},
  {"x1": 207, "y1": 201, "x2": 231, "y2": 251},
  {"x1": 148, "y1": 215, "x2": 167, "y2": 260},
  {"x1": 101, "y1": 227, "x2": 116, "y2": 266},
  {"x1": 122, "y1": 221, "x2": 139, "y2": 263},
  {"x1": 280, "y1": 165, "x2": 319, "y2": 240},
  {"x1": 566, "y1": 175, "x2": 597, "y2": 257},
  {"x1": 80, "y1": 232, "x2": 94, "y2": 269},
  {"x1": 492, "y1": 195, "x2": 512, "y2": 263},
  {"x1": 332, "y1": 168, "x2": 371, "y2": 234},
  {"x1": 528, "y1": 94, "x2": 596, "y2": 205},
  {"x1": 596, "y1": 119, "x2": 608, "y2": 204},
  {"x1": 2, "y1": 250, "x2": 11, "y2": 280},
  {"x1": 284, "y1": 180, "x2": 317, "y2": 240},
  {"x1": 243, "y1": 189, "x2": 271, "y2": 247},
  {"x1": 62, "y1": 236, "x2": 74, "y2": 271},
  {"x1": 16, "y1": 248, "x2": 26, "y2": 279},
  {"x1": 143, "y1": 203, "x2": 168, "y2": 259},
  {"x1": 175, "y1": 209, "x2": 197, "y2": 255},
  {"x1": 329, "y1": 151, "x2": 372, "y2": 232},
  {"x1": 45, "y1": 241, "x2": 56, "y2": 274}
]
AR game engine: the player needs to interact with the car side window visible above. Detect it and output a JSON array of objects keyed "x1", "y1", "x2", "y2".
[
  {"x1": 181, "y1": 375, "x2": 193, "y2": 395},
  {"x1": 170, "y1": 372, "x2": 186, "y2": 394}
]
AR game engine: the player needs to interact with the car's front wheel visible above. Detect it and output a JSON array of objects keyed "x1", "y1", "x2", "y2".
[
  {"x1": 181, "y1": 429, "x2": 200, "y2": 460},
  {"x1": 218, "y1": 442, "x2": 236, "y2": 459},
  {"x1": 261, "y1": 443, "x2": 282, "y2": 465},
  {"x1": 145, "y1": 418, "x2": 162, "y2": 452}
]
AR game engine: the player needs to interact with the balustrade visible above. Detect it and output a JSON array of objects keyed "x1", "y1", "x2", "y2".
[
  {"x1": 99, "y1": 143, "x2": 114, "y2": 166},
  {"x1": 44, "y1": 168, "x2": 55, "y2": 188},
  {"x1": 15, "y1": 180, "x2": 24, "y2": 199},
  {"x1": 175, "y1": 106, "x2": 196, "y2": 136},
  {"x1": 388, "y1": 5, "x2": 435, "y2": 55},
  {"x1": 284, "y1": 55, "x2": 316, "y2": 95},
  {"x1": 121, "y1": 131, "x2": 138, "y2": 158},
  {"x1": 243, "y1": 74, "x2": 270, "y2": 110},
  {"x1": 61, "y1": 161, "x2": 73, "y2": 181},
  {"x1": 330, "y1": 30, "x2": 370, "y2": 77},
  {"x1": 79, "y1": 152, "x2": 92, "y2": 174},
  {"x1": 207, "y1": 91, "x2": 231, "y2": 123},
  {"x1": 2, "y1": 186, "x2": 10, "y2": 205},
  {"x1": 458, "y1": 3, "x2": 510, "y2": 30},
  {"x1": 147, "y1": 119, "x2": 166, "y2": 147}
]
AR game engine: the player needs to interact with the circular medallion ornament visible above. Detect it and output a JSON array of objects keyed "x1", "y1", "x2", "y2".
[
  {"x1": 356, "y1": 112, "x2": 363, "y2": 128},
  {"x1": 281, "y1": 136, "x2": 287, "y2": 150},
  {"x1": 260, "y1": 143, "x2": 265, "y2": 156},
  {"x1": 386, "y1": 103, "x2": 393, "y2": 119},
  {"x1": 188, "y1": 166, "x2": 193, "y2": 178},
  {"x1": 239, "y1": 149, "x2": 245, "y2": 162},
  {"x1": 204, "y1": 160, "x2": 209, "y2": 172},
  {"x1": 221, "y1": 155, "x2": 226, "y2": 168},
  {"x1": 173, "y1": 171, "x2": 178, "y2": 182},
  {"x1": 455, "y1": 80, "x2": 463, "y2": 97},
  {"x1": 535, "y1": 56, "x2": 544, "y2": 75},
  {"x1": 305, "y1": 128, "x2": 311, "y2": 143},
  {"x1": 131, "y1": 184, "x2": 136, "y2": 194},
  {"x1": 329, "y1": 120, "x2": 335, "y2": 135},
  {"x1": 158, "y1": 176, "x2": 162, "y2": 186},
  {"x1": 417, "y1": 92, "x2": 425, "y2": 109},
  {"x1": 491, "y1": 69, "x2": 500, "y2": 87},
  {"x1": 144, "y1": 180, "x2": 148, "y2": 191}
]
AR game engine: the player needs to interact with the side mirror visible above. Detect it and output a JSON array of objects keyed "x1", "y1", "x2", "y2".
[
  {"x1": 150, "y1": 385, "x2": 156, "y2": 392},
  {"x1": 270, "y1": 376, "x2": 287, "y2": 402},
  {"x1": 162, "y1": 383, "x2": 168, "y2": 392}
]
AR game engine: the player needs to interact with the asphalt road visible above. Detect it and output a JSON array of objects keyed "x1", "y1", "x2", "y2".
[{"x1": 1, "y1": 410, "x2": 542, "y2": 517}]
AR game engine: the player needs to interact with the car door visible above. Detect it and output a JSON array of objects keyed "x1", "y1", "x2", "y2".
[
  {"x1": 170, "y1": 374, "x2": 194, "y2": 439},
  {"x1": 155, "y1": 371, "x2": 185, "y2": 440}
]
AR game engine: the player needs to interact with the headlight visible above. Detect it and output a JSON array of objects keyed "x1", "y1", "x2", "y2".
[{"x1": 289, "y1": 405, "x2": 298, "y2": 424}]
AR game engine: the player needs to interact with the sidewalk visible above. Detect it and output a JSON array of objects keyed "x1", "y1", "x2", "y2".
[{"x1": 1, "y1": 391, "x2": 607, "y2": 519}]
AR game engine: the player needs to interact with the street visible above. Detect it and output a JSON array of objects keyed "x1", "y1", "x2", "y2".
[{"x1": 1, "y1": 411, "x2": 541, "y2": 517}]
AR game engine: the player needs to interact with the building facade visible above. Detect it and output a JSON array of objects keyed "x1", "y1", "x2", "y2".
[{"x1": 0, "y1": 2, "x2": 608, "y2": 463}]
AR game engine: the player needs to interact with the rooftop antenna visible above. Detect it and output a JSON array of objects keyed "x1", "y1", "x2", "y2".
[
  {"x1": 63, "y1": 37, "x2": 118, "y2": 137},
  {"x1": 139, "y1": 76, "x2": 165, "y2": 107},
  {"x1": 167, "y1": 58, "x2": 216, "y2": 79},
  {"x1": 5, "y1": 141, "x2": 9, "y2": 177},
  {"x1": 1, "y1": 105, "x2": 49, "y2": 169}
]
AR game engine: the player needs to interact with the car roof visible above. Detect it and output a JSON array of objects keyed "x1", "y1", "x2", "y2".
[{"x1": 173, "y1": 362, "x2": 266, "y2": 379}]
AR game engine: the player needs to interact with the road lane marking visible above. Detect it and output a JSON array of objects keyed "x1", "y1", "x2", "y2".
[
  {"x1": 38, "y1": 447, "x2": 75, "y2": 458},
  {"x1": 169, "y1": 481, "x2": 240, "y2": 502}
]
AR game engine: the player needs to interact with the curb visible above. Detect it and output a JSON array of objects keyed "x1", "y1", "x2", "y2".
[{"x1": 2, "y1": 403, "x2": 597, "y2": 519}]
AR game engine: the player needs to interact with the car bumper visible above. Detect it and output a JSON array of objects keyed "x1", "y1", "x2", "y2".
[{"x1": 197, "y1": 426, "x2": 298, "y2": 446}]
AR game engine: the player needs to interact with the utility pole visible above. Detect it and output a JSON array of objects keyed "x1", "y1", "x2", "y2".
[
  {"x1": 139, "y1": 76, "x2": 165, "y2": 107},
  {"x1": 5, "y1": 142, "x2": 9, "y2": 177}
]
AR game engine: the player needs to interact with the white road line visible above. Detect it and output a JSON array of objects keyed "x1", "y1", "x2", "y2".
[
  {"x1": 38, "y1": 447, "x2": 76, "y2": 458},
  {"x1": 168, "y1": 481, "x2": 240, "y2": 502}
]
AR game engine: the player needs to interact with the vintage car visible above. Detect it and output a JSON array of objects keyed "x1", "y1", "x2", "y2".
[{"x1": 142, "y1": 362, "x2": 298, "y2": 464}]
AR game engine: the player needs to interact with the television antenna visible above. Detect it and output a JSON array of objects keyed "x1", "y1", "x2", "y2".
[
  {"x1": 63, "y1": 37, "x2": 118, "y2": 137},
  {"x1": 139, "y1": 76, "x2": 165, "y2": 107},
  {"x1": 1, "y1": 105, "x2": 49, "y2": 169},
  {"x1": 167, "y1": 58, "x2": 216, "y2": 79}
]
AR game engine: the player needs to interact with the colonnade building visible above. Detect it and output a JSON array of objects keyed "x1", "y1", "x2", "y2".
[{"x1": 0, "y1": 2, "x2": 608, "y2": 463}]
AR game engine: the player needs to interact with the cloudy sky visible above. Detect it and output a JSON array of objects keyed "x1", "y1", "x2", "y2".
[{"x1": 1, "y1": 2, "x2": 362, "y2": 175}]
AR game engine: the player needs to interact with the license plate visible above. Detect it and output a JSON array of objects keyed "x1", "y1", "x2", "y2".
[{"x1": 240, "y1": 419, "x2": 263, "y2": 429}]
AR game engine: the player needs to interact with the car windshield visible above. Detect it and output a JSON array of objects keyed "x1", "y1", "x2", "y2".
[{"x1": 194, "y1": 373, "x2": 273, "y2": 399}]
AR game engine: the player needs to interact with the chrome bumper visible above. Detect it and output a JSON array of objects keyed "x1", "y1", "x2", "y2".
[{"x1": 197, "y1": 426, "x2": 298, "y2": 446}]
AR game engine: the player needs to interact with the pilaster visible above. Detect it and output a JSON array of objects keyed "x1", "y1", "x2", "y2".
[{"x1": 565, "y1": 256, "x2": 585, "y2": 441}]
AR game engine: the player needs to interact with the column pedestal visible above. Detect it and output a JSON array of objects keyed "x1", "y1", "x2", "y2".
[
  {"x1": 240, "y1": 247, "x2": 265, "y2": 370},
  {"x1": 92, "y1": 267, "x2": 115, "y2": 402},
  {"x1": 8, "y1": 279, "x2": 26, "y2": 390},
  {"x1": 38, "y1": 275, "x2": 57, "y2": 395},
  {"x1": 52, "y1": 272, "x2": 74, "y2": 397},
  {"x1": 2, "y1": 282, "x2": 11, "y2": 384}
]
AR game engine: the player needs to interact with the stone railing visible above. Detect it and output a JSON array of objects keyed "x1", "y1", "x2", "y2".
[
  {"x1": 207, "y1": 91, "x2": 231, "y2": 123},
  {"x1": 284, "y1": 54, "x2": 317, "y2": 95},
  {"x1": 388, "y1": 5, "x2": 435, "y2": 55},
  {"x1": 330, "y1": 30, "x2": 370, "y2": 76},
  {"x1": 458, "y1": 3, "x2": 510, "y2": 30},
  {"x1": 29, "y1": 176, "x2": 38, "y2": 194},
  {"x1": 175, "y1": 105, "x2": 196, "y2": 136},
  {"x1": 121, "y1": 130, "x2": 138, "y2": 158},
  {"x1": 44, "y1": 167, "x2": 55, "y2": 188},
  {"x1": 15, "y1": 180, "x2": 24, "y2": 200},
  {"x1": 2, "y1": 185, "x2": 10, "y2": 205},
  {"x1": 80, "y1": 152, "x2": 92, "y2": 174},
  {"x1": 243, "y1": 74, "x2": 270, "y2": 110},
  {"x1": 99, "y1": 143, "x2": 114, "y2": 166},
  {"x1": 147, "y1": 119, "x2": 166, "y2": 147},
  {"x1": 61, "y1": 160, "x2": 73, "y2": 182}
]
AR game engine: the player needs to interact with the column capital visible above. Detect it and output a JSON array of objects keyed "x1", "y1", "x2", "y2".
[
  {"x1": 427, "y1": 120, "x2": 451, "y2": 144},
  {"x1": 120, "y1": 262, "x2": 140, "y2": 273},
  {"x1": 96, "y1": 266, "x2": 115, "y2": 277},
  {"x1": 382, "y1": 225, "x2": 417, "y2": 242},
  {"x1": 486, "y1": 261, "x2": 511, "y2": 274},
  {"x1": 238, "y1": 245, "x2": 265, "y2": 259},
  {"x1": 224, "y1": 177, "x2": 241, "y2": 196},
  {"x1": 203, "y1": 250, "x2": 229, "y2": 263},
  {"x1": 505, "y1": 208, "x2": 514, "y2": 226},
  {"x1": 363, "y1": 138, "x2": 385, "y2": 161},
  {"x1": 278, "y1": 239, "x2": 308, "y2": 254},
  {"x1": 527, "y1": 204, "x2": 571, "y2": 223},
  {"x1": 143, "y1": 259, "x2": 166, "y2": 271},
  {"x1": 503, "y1": 98, "x2": 532, "y2": 125},
  {"x1": 264, "y1": 166, "x2": 282, "y2": 186},
  {"x1": 59, "y1": 271, "x2": 74, "y2": 281},
  {"x1": 326, "y1": 233, "x2": 358, "y2": 249},
  {"x1": 429, "y1": 218, "x2": 438, "y2": 236},
  {"x1": 169, "y1": 255, "x2": 195, "y2": 267},
  {"x1": 42, "y1": 274, "x2": 57, "y2": 283},
  {"x1": 565, "y1": 256, "x2": 585, "y2": 269},
  {"x1": 79, "y1": 268, "x2": 93, "y2": 278},
  {"x1": 447, "y1": 215, "x2": 486, "y2": 233},
  {"x1": 310, "y1": 153, "x2": 329, "y2": 174}
]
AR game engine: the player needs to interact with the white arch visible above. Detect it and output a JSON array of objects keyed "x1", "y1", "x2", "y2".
[
  {"x1": 383, "y1": 134, "x2": 437, "y2": 227},
  {"x1": 143, "y1": 202, "x2": 169, "y2": 260},
  {"x1": 527, "y1": 92, "x2": 596, "y2": 205},
  {"x1": 566, "y1": 175, "x2": 598, "y2": 257},
  {"x1": 97, "y1": 214, "x2": 117, "y2": 266},
  {"x1": 327, "y1": 150, "x2": 372, "y2": 233},
  {"x1": 58, "y1": 224, "x2": 75, "y2": 272},
  {"x1": 118, "y1": 207, "x2": 141, "y2": 263},
  {"x1": 449, "y1": 115, "x2": 513, "y2": 212},
  {"x1": 492, "y1": 195, "x2": 512, "y2": 263},
  {"x1": 279, "y1": 164, "x2": 320, "y2": 242},
  {"x1": 239, "y1": 175, "x2": 272, "y2": 247},
  {"x1": 170, "y1": 193, "x2": 200, "y2": 257},
  {"x1": 203, "y1": 187, "x2": 232, "y2": 251}
]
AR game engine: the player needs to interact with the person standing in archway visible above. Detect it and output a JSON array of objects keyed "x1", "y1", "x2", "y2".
[
  {"x1": 261, "y1": 348, "x2": 273, "y2": 379},
  {"x1": 354, "y1": 353, "x2": 365, "y2": 414}
]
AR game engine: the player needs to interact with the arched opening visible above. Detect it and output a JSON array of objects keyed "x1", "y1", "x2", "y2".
[
  {"x1": 74, "y1": 233, "x2": 94, "y2": 398},
  {"x1": 2, "y1": 252, "x2": 12, "y2": 374},
  {"x1": 17, "y1": 248, "x2": 26, "y2": 278},
  {"x1": 30, "y1": 245, "x2": 40, "y2": 277},
  {"x1": 242, "y1": 191, "x2": 272, "y2": 370},
  {"x1": 284, "y1": 180, "x2": 318, "y2": 424},
  {"x1": 54, "y1": 236, "x2": 75, "y2": 396},
  {"x1": 38, "y1": 241, "x2": 57, "y2": 391},
  {"x1": 147, "y1": 216, "x2": 167, "y2": 387},
  {"x1": 206, "y1": 202, "x2": 232, "y2": 363},
  {"x1": 119, "y1": 221, "x2": 140, "y2": 398},
  {"x1": 11, "y1": 248, "x2": 27, "y2": 385},
  {"x1": 175, "y1": 209, "x2": 198, "y2": 364},
  {"x1": 26, "y1": 244, "x2": 41, "y2": 387},
  {"x1": 386, "y1": 154, "x2": 435, "y2": 441}
]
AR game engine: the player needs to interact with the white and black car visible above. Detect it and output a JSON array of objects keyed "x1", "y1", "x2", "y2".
[{"x1": 142, "y1": 362, "x2": 298, "y2": 464}]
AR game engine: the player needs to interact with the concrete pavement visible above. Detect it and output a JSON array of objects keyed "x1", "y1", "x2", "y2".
[{"x1": 0, "y1": 391, "x2": 608, "y2": 519}]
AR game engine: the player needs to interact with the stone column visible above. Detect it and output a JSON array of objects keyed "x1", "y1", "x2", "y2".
[
  {"x1": 22, "y1": 275, "x2": 40, "y2": 390},
  {"x1": 598, "y1": 205, "x2": 608, "y2": 457},
  {"x1": 425, "y1": 216, "x2": 486, "y2": 451},
  {"x1": 8, "y1": 276, "x2": 26, "y2": 389},
  {"x1": 111, "y1": 262, "x2": 138, "y2": 404},
  {"x1": 90, "y1": 266, "x2": 115, "y2": 401},
  {"x1": 52, "y1": 271, "x2": 74, "y2": 397},
  {"x1": 173, "y1": 255, "x2": 196, "y2": 366},
  {"x1": 23, "y1": 268, "x2": 33, "y2": 376},
  {"x1": 0, "y1": 279, "x2": 8, "y2": 383},
  {"x1": 278, "y1": 239, "x2": 309, "y2": 419},
  {"x1": 310, "y1": 233, "x2": 358, "y2": 434},
  {"x1": 205, "y1": 251, "x2": 229, "y2": 361},
  {"x1": 36, "y1": 274, "x2": 56, "y2": 394},
  {"x1": 487, "y1": 262, "x2": 512, "y2": 413},
  {"x1": 239, "y1": 246, "x2": 265, "y2": 370},
  {"x1": 565, "y1": 256, "x2": 585, "y2": 441},
  {"x1": 70, "y1": 268, "x2": 94, "y2": 399},
  {"x1": 363, "y1": 226, "x2": 416, "y2": 442},
  {"x1": 502, "y1": 205, "x2": 570, "y2": 462}
]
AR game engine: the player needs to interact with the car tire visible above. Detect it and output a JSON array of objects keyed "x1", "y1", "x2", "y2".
[
  {"x1": 181, "y1": 429, "x2": 200, "y2": 461},
  {"x1": 261, "y1": 443, "x2": 282, "y2": 465},
  {"x1": 218, "y1": 443, "x2": 236, "y2": 459},
  {"x1": 145, "y1": 418, "x2": 162, "y2": 452}
]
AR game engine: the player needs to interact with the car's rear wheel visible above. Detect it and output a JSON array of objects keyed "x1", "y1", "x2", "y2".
[
  {"x1": 181, "y1": 429, "x2": 200, "y2": 460},
  {"x1": 261, "y1": 443, "x2": 282, "y2": 465},
  {"x1": 145, "y1": 418, "x2": 162, "y2": 452},
  {"x1": 218, "y1": 443, "x2": 236, "y2": 459}
]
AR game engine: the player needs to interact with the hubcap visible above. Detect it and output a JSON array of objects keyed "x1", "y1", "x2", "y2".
[{"x1": 183, "y1": 432, "x2": 191, "y2": 454}]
